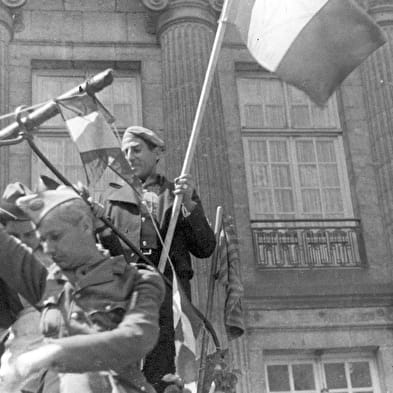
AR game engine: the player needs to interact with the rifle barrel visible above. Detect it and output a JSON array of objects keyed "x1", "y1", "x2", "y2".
[{"x1": 0, "y1": 68, "x2": 113, "y2": 140}]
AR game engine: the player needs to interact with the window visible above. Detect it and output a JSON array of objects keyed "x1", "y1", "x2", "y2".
[
  {"x1": 237, "y1": 73, "x2": 363, "y2": 268},
  {"x1": 265, "y1": 354, "x2": 381, "y2": 393},
  {"x1": 243, "y1": 136, "x2": 351, "y2": 220},
  {"x1": 31, "y1": 65, "x2": 142, "y2": 198}
]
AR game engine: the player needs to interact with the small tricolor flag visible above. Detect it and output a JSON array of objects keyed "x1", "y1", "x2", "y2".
[
  {"x1": 229, "y1": 0, "x2": 385, "y2": 105},
  {"x1": 217, "y1": 217, "x2": 244, "y2": 341},
  {"x1": 172, "y1": 272, "x2": 203, "y2": 393},
  {"x1": 58, "y1": 94, "x2": 141, "y2": 192}
]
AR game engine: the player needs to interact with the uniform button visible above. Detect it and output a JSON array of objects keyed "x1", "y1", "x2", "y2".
[
  {"x1": 70, "y1": 312, "x2": 79, "y2": 319},
  {"x1": 142, "y1": 240, "x2": 147, "y2": 246},
  {"x1": 105, "y1": 305, "x2": 112, "y2": 311},
  {"x1": 141, "y1": 217, "x2": 146, "y2": 222},
  {"x1": 74, "y1": 293, "x2": 81, "y2": 299}
]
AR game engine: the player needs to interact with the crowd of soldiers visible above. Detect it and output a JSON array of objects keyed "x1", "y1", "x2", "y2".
[{"x1": 0, "y1": 126, "x2": 216, "y2": 393}]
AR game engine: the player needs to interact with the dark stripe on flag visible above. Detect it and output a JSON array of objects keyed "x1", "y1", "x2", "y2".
[{"x1": 276, "y1": 0, "x2": 386, "y2": 105}]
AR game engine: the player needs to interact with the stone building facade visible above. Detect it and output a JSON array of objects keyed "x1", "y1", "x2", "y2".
[{"x1": 0, "y1": 0, "x2": 393, "y2": 392}]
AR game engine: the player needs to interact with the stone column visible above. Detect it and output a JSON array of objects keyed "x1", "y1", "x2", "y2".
[
  {"x1": 142, "y1": 0, "x2": 233, "y2": 219},
  {"x1": 360, "y1": 0, "x2": 393, "y2": 257},
  {"x1": 0, "y1": 2, "x2": 13, "y2": 191}
]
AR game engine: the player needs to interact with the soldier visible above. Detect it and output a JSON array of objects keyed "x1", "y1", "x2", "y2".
[
  {"x1": 98, "y1": 126, "x2": 216, "y2": 393},
  {"x1": 0, "y1": 185, "x2": 165, "y2": 393},
  {"x1": 0, "y1": 182, "x2": 60, "y2": 393}
]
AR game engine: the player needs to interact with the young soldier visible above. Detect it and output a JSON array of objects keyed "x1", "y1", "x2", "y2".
[
  {"x1": 0, "y1": 185, "x2": 165, "y2": 393},
  {"x1": 99, "y1": 126, "x2": 216, "y2": 393}
]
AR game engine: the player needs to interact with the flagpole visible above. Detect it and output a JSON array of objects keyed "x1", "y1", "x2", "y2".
[
  {"x1": 157, "y1": 0, "x2": 234, "y2": 273},
  {"x1": 197, "y1": 206, "x2": 223, "y2": 393}
]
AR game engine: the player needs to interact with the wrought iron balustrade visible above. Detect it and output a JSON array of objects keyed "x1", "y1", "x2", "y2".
[{"x1": 251, "y1": 219, "x2": 365, "y2": 268}]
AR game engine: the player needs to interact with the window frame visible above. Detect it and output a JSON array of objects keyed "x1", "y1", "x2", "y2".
[
  {"x1": 30, "y1": 65, "x2": 143, "y2": 197},
  {"x1": 264, "y1": 352, "x2": 381, "y2": 393}
]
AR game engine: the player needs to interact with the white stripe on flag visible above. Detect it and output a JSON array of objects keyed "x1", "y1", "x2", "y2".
[
  {"x1": 247, "y1": 0, "x2": 328, "y2": 71},
  {"x1": 66, "y1": 111, "x2": 119, "y2": 153}
]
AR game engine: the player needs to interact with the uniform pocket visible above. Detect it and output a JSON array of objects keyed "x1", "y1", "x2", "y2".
[{"x1": 87, "y1": 301, "x2": 129, "y2": 330}]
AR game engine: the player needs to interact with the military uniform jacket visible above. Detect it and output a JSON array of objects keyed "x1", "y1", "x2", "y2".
[
  {"x1": 0, "y1": 226, "x2": 165, "y2": 393},
  {"x1": 101, "y1": 174, "x2": 216, "y2": 280}
]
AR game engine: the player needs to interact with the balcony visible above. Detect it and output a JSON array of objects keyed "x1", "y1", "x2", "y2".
[{"x1": 251, "y1": 219, "x2": 365, "y2": 268}]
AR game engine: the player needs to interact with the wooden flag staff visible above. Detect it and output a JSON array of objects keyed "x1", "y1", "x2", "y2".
[{"x1": 157, "y1": 0, "x2": 234, "y2": 273}]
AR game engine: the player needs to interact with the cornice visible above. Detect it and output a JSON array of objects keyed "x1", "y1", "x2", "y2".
[{"x1": 245, "y1": 292, "x2": 393, "y2": 310}]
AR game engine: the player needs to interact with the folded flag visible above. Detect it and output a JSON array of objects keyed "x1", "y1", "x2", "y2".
[
  {"x1": 228, "y1": 0, "x2": 386, "y2": 105},
  {"x1": 217, "y1": 216, "x2": 244, "y2": 341},
  {"x1": 172, "y1": 271, "x2": 204, "y2": 393},
  {"x1": 58, "y1": 94, "x2": 141, "y2": 194}
]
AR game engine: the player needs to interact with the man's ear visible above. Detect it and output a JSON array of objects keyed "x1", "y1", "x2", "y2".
[
  {"x1": 80, "y1": 216, "x2": 93, "y2": 233},
  {"x1": 154, "y1": 146, "x2": 163, "y2": 162}
]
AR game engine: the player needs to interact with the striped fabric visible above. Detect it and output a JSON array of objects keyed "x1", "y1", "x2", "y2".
[
  {"x1": 217, "y1": 217, "x2": 244, "y2": 341},
  {"x1": 229, "y1": 0, "x2": 385, "y2": 105},
  {"x1": 59, "y1": 94, "x2": 141, "y2": 192},
  {"x1": 172, "y1": 271, "x2": 203, "y2": 393}
]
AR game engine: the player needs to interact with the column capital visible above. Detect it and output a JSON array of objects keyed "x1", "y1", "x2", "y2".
[
  {"x1": 1, "y1": 0, "x2": 27, "y2": 7},
  {"x1": 0, "y1": 0, "x2": 27, "y2": 38},
  {"x1": 141, "y1": 0, "x2": 219, "y2": 35},
  {"x1": 0, "y1": 2, "x2": 13, "y2": 39}
]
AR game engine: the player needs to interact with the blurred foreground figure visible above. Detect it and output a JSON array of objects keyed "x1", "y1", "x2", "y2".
[{"x1": 0, "y1": 185, "x2": 165, "y2": 393}]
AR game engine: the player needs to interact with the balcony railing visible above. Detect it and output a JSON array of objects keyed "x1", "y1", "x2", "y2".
[{"x1": 251, "y1": 219, "x2": 365, "y2": 268}]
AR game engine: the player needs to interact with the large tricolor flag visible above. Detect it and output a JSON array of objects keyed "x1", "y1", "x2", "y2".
[
  {"x1": 58, "y1": 94, "x2": 141, "y2": 193},
  {"x1": 228, "y1": 0, "x2": 386, "y2": 105}
]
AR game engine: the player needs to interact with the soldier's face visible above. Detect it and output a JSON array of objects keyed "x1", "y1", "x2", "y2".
[
  {"x1": 5, "y1": 220, "x2": 39, "y2": 251},
  {"x1": 124, "y1": 137, "x2": 161, "y2": 181},
  {"x1": 38, "y1": 213, "x2": 93, "y2": 270}
]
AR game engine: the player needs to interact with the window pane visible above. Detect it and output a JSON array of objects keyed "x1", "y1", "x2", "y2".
[
  {"x1": 320, "y1": 164, "x2": 340, "y2": 187},
  {"x1": 260, "y1": 79, "x2": 286, "y2": 128},
  {"x1": 288, "y1": 87, "x2": 311, "y2": 128},
  {"x1": 245, "y1": 105, "x2": 264, "y2": 128},
  {"x1": 266, "y1": 104, "x2": 286, "y2": 128},
  {"x1": 296, "y1": 141, "x2": 315, "y2": 162},
  {"x1": 238, "y1": 78, "x2": 286, "y2": 128},
  {"x1": 253, "y1": 190, "x2": 273, "y2": 213},
  {"x1": 270, "y1": 140, "x2": 288, "y2": 162},
  {"x1": 298, "y1": 165, "x2": 319, "y2": 187},
  {"x1": 292, "y1": 364, "x2": 315, "y2": 391},
  {"x1": 249, "y1": 140, "x2": 268, "y2": 162},
  {"x1": 323, "y1": 189, "x2": 344, "y2": 213},
  {"x1": 302, "y1": 190, "x2": 322, "y2": 213},
  {"x1": 275, "y1": 189, "x2": 294, "y2": 213},
  {"x1": 251, "y1": 165, "x2": 270, "y2": 187},
  {"x1": 311, "y1": 99, "x2": 339, "y2": 129},
  {"x1": 317, "y1": 141, "x2": 336, "y2": 162},
  {"x1": 267, "y1": 365, "x2": 290, "y2": 392},
  {"x1": 272, "y1": 165, "x2": 291, "y2": 187},
  {"x1": 325, "y1": 363, "x2": 347, "y2": 389},
  {"x1": 350, "y1": 362, "x2": 372, "y2": 388}
]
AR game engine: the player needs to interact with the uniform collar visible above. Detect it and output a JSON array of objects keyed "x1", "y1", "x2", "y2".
[
  {"x1": 70, "y1": 256, "x2": 127, "y2": 289},
  {"x1": 107, "y1": 175, "x2": 172, "y2": 204}
]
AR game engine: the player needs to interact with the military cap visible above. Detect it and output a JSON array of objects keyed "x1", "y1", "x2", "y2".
[
  {"x1": 16, "y1": 186, "x2": 81, "y2": 225},
  {"x1": 122, "y1": 126, "x2": 165, "y2": 151},
  {"x1": 0, "y1": 182, "x2": 31, "y2": 222},
  {"x1": 36, "y1": 175, "x2": 60, "y2": 192}
]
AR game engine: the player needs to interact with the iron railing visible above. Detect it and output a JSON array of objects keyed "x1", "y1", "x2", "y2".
[{"x1": 251, "y1": 219, "x2": 365, "y2": 268}]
